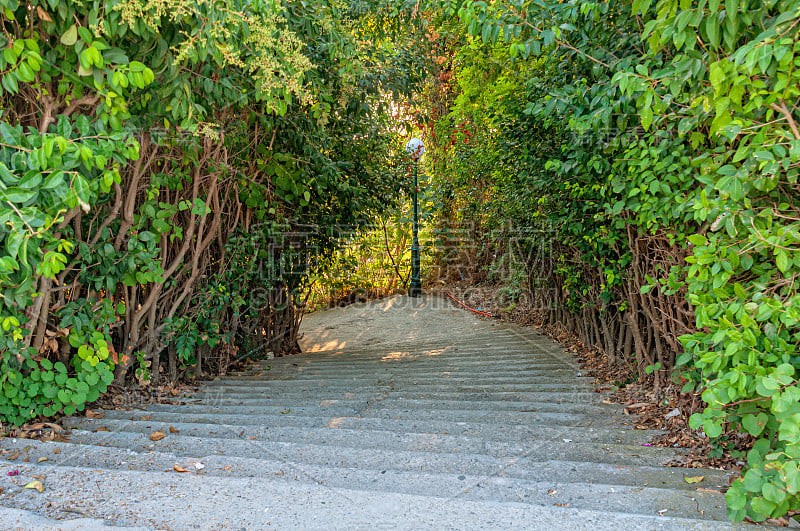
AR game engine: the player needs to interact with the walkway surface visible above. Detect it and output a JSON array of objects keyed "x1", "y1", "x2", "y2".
[{"x1": 0, "y1": 295, "x2": 744, "y2": 529}]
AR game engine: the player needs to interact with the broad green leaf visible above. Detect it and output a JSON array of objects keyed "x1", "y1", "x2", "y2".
[{"x1": 60, "y1": 24, "x2": 78, "y2": 46}]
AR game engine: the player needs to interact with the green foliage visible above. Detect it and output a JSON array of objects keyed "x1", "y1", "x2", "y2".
[
  {"x1": 305, "y1": 192, "x2": 437, "y2": 311},
  {"x1": 0, "y1": 0, "x2": 427, "y2": 424},
  {"x1": 431, "y1": 0, "x2": 800, "y2": 521}
]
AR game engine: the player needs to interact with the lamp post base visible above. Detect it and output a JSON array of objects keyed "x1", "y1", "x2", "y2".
[{"x1": 408, "y1": 280, "x2": 422, "y2": 298}]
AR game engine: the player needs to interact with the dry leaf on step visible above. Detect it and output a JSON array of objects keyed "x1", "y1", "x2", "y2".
[
  {"x1": 696, "y1": 487, "x2": 722, "y2": 494},
  {"x1": 23, "y1": 481, "x2": 43, "y2": 493},
  {"x1": 150, "y1": 431, "x2": 167, "y2": 442},
  {"x1": 684, "y1": 476, "x2": 704, "y2": 484}
]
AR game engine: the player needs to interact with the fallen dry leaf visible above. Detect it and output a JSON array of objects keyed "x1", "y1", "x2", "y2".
[
  {"x1": 684, "y1": 476, "x2": 704, "y2": 484},
  {"x1": 6, "y1": 450, "x2": 19, "y2": 461},
  {"x1": 696, "y1": 487, "x2": 723, "y2": 494},
  {"x1": 554, "y1": 503, "x2": 569, "y2": 507},
  {"x1": 173, "y1": 465, "x2": 188, "y2": 473},
  {"x1": 25, "y1": 423, "x2": 61, "y2": 431},
  {"x1": 141, "y1": 415, "x2": 152, "y2": 421},
  {"x1": 86, "y1": 410, "x2": 104, "y2": 419},
  {"x1": 37, "y1": 457, "x2": 48, "y2": 463},
  {"x1": 53, "y1": 448, "x2": 61, "y2": 454},
  {"x1": 95, "y1": 427, "x2": 110, "y2": 433},
  {"x1": 169, "y1": 427, "x2": 180, "y2": 434},
  {"x1": 150, "y1": 431, "x2": 167, "y2": 442},
  {"x1": 36, "y1": 6, "x2": 52, "y2": 21},
  {"x1": 623, "y1": 402, "x2": 653, "y2": 414},
  {"x1": 23, "y1": 480, "x2": 43, "y2": 493},
  {"x1": 547, "y1": 488, "x2": 558, "y2": 495}
]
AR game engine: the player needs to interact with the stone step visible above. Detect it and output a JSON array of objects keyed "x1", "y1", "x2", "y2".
[
  {"x1": 181, "y1": 389, "x2": 602, "y2": 404},
  {"x1": 263, "y1": 353, "x2": 576, "y2": 368},
  {"x1": 91, "y1": 408, "x2": 656, "y2": 444},
  {"x1": 179, "y1": 396, "x2": 615, "y2": 416},
  {"x1": 239, "y1": 364, "x2": 581, "y2": 377},
  {"x1": 258, "y1": 347, "x2": 572, "y2": 360},
  {"x1": 61, "y1": 416, "x2": 642, "y2": 454},
  {"x1": 4, "y1": 438, "x2": 729, "y2": 493},
  {"x1": 251, "y1": 355, "x2": 577, "y2": 369},
  {"x1": 0, "y1": 443, "x2": 730, "y2": 522},
  {"x1": 137, "y1": 403, "x2": 616, "y2": 427},
  {"x1": 233, "y1": 372, "x2": 594, "y2": 383},
  {"x1": 175, "y1": 395, "x2": 614, "y2": 415},
  {"x1": 57, "y1": 421, "x2": 682, "y2": 466},
  {"x1": 0, "y1": 462, "x2": 745, "y2": 530},
  {"x1": 199, "y1": 381, "x2": 596, "y2": 393}
]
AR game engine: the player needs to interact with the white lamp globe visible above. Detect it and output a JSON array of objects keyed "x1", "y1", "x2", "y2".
[{"x1": 405, "y1": 138, "x2": 425, "y2": 160}]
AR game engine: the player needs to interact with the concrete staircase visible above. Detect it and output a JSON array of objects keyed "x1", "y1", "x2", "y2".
[{"x1": 0, "y1": 296, "x2": 745, "y2": 529}]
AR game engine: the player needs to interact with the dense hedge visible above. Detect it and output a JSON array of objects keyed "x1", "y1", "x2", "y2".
[
  {"x1": 0, "y1": 0, "x2": 424, "y2": 425},
  {"x1": 420, "y1": 0, "x2": 800, "y2": 521}
]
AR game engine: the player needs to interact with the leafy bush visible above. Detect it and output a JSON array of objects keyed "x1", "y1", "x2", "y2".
[
  {"x1": 0, "y1": 0, "x2": 426, "y2": 424},
  {"x1": 426, "y1": 0, "x2": 800, "y2": 520}
]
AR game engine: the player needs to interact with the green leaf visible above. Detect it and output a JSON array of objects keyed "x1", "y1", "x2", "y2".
[
  {"x1": 688, "y1": 234, "x2": 707, "y2": 246},
  {"x1": 61, "y1": 24, "x2": 78, "y2": 46},
  {"x1": 776, "y1": 250, "x2": 790, "y2": 274},
  {"x1": 762, "y1": 482, "x2": 786, "y2": 504},
  {"x1": 751, "y1": 496, "x2": 777, "y2": 517},
  {"x1": 3, "y1": 187, "x2": 36, "y2": 203},
  {"x1": 57, "y1": 389, "x2": 71, "y2": 404},
  {"x1": 640, "y1": 106, "x2": 653, "y2": 130},
  {"x1": 742, "y1": 413, "x2": 768, "y2": 436},
  {"x1": 726, "y1": 486, "x2": 747, "y2": 511},
  {"x1": 704, "y1": 419, "x2": 723, "y2": 438}
]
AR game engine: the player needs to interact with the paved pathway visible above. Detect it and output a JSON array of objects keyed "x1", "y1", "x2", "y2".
[{"x1": 0, "y1": 295, "x2": 743, "y2": 529}]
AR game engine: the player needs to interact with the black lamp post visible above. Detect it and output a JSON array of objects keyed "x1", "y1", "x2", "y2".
[{"x1": 405, "y1": 138, "x2": 424, "y2": 297}]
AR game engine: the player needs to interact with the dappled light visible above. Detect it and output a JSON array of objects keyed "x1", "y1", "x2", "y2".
[{"x1": 380, "y1": 348, "x2": 449, "y2": 362}]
